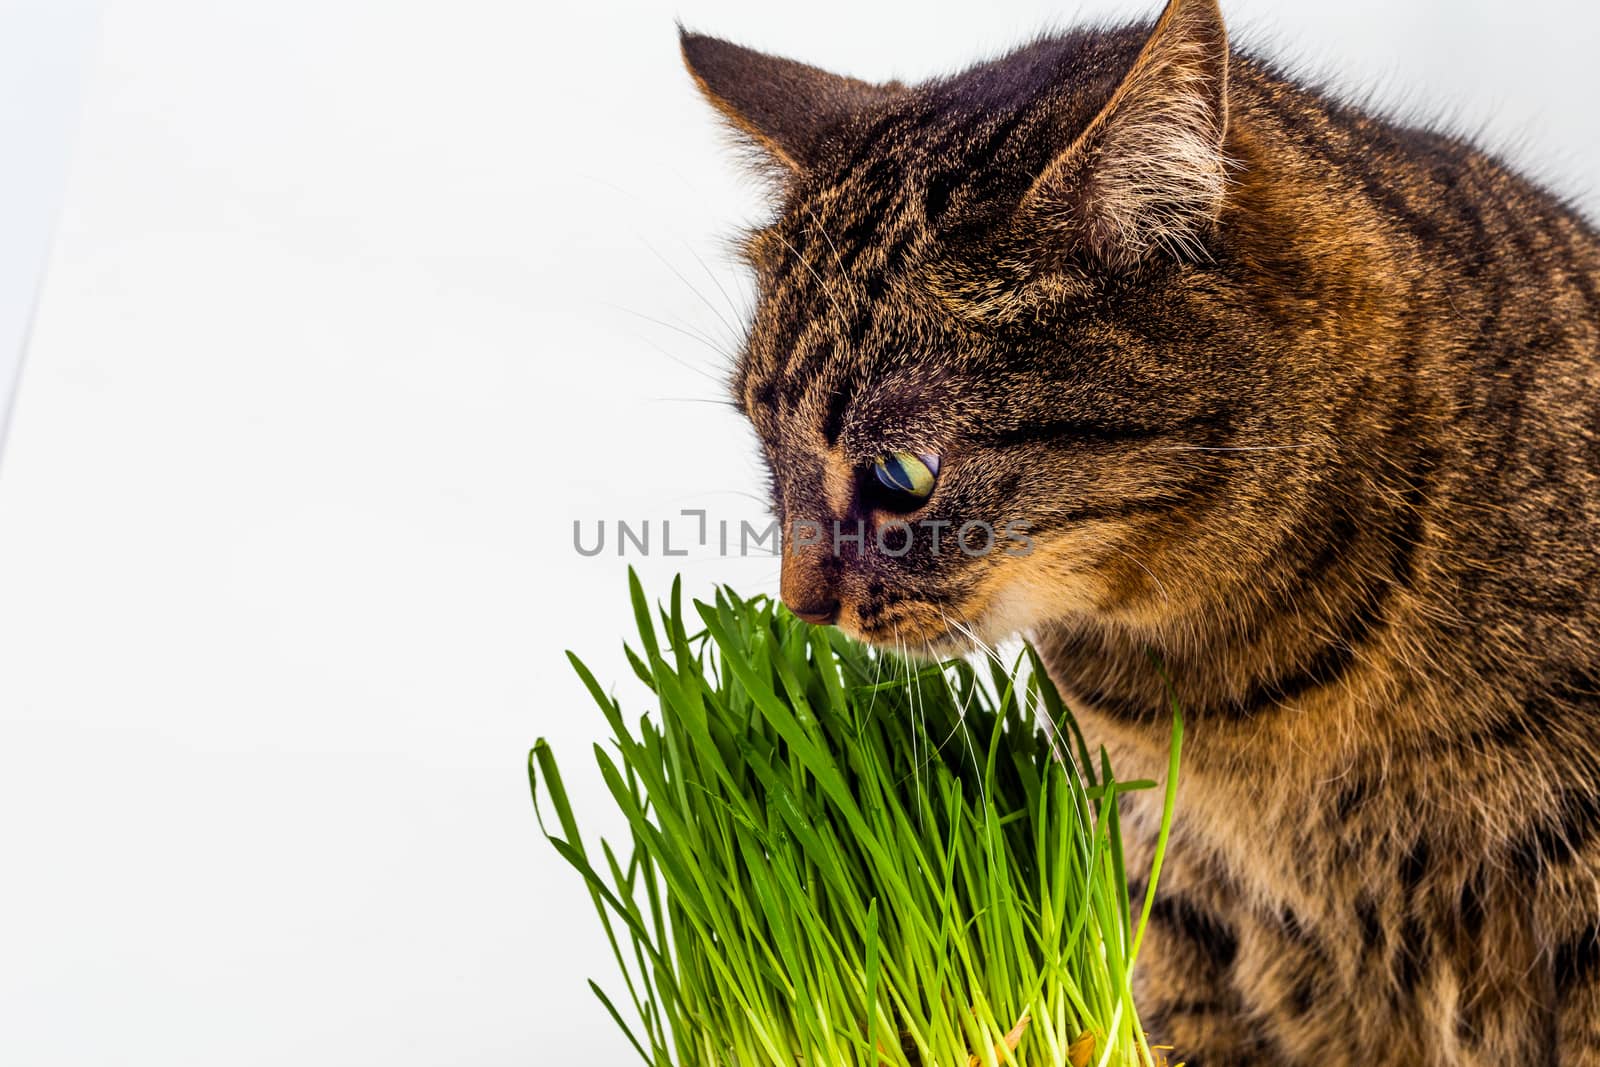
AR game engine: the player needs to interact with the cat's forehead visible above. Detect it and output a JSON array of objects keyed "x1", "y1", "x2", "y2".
[
  {"x1": 738, "y1": 27, "x2": 1139, "y2": 256},
  {"x1": 738, "y1": 183, "x2": 946, "y2": 378},
  {"x1": 734, "y1": 257, "x2": 1000, "y2": 466},
  {"x1": 731, "y1": 28, "x2": 1151, "y2": 449},
  {"x1": 745, "y1": 168, "x2": 924, "y2": 284},
  {"x1": 739, "y1": 339, "x2": 960, "y2": 461}
]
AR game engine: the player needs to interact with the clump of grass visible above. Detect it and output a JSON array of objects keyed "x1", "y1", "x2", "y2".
[{"x1": 530, "y1": 574, "x2": 1182, "y2": 1067}]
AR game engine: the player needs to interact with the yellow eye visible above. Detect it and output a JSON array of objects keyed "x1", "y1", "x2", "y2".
[{"x1": 868, "y1": 452, "x2": 940, "y2": 512}]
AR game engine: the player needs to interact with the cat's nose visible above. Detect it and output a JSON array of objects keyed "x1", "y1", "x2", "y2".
[
  {"x1": 785, "y1": 597, "x2": 840, "y2": 626},
  {"x1": 780, "y1": 525, "x2": 840, "y2": 626}
]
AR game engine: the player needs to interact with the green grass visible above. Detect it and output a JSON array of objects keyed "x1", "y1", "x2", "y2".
[{"x1": 530, "y1": 573, "x2": 1182, "y2": 1066}]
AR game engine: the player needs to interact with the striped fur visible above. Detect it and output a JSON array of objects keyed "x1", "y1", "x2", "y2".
[{"x1": 682, "y1": 0, "x2": 1600, "y2": 1062}]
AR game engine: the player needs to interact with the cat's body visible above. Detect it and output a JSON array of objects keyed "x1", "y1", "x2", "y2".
[
  {"x1": 681, "y1": 2, "x2": 1600, "y2": 1063},
  {"x1": 1031, "y1": 26, "x2": 1600, "y2": 1067}
]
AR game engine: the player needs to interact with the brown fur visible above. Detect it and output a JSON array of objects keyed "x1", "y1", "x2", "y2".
[{"x1": 680, "y1": 1, "x2": 1600, "y2": 1062}]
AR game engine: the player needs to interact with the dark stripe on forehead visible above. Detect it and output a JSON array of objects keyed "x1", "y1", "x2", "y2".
[
  {"x1": 777, "y1": 321, "x2": 831, "y2": 397},
  {"x1": 765, "y1": 223, "x2": 824, "y2": 296},
  {"x1": 788, "y1": 288, "x2": 890, "y2": 413},
  {"x1": 821, "y1": 376, "x2": 856, "y2": 445},
  {"x1": 765, "y1": 236, "x2": 801, "y2": 292},
  {"x1": 844, "y1": 300, "x2": 876, "y2": 350},
  {"x1": 926, "y1": 107, "x2": 1036, "y2": 223},
  {"x1": 759, "y1": 350, "x2": 856, "y2": 447},
  {"x1": 833, "y1": 195, "x2": 898, "y2": 274},
  {"x1": 753, "y1": 124, "x2": 938, "y2": 434},
  {"x1": 833, "y1": 107, "x2": 915, "y2": 180},
  {"x1": 752, "y1": 376, "x2": 778, "y2": 412},
  {"x1": 850, "y1": 153, "x2": 901, "y2": 198},
  {"x1": 866, "y1": 224, "x2": 924, "y2": 300}
]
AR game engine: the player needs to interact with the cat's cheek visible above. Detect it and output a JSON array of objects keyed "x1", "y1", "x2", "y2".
[
  {"x1": 836, "y1": 591, "x2": 958, "y2": 655},
  {"x1": 956, "y1": 530, "x2": 1119, "y2": 637}
]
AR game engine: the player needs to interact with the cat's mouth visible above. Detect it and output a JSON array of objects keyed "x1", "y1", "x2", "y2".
[
  {"x1": 837, "y1": 562, "x2": 1080, "y2": 660},
  {"x1": 841, "y1": 598, "x2": 994, "y2": 660}
]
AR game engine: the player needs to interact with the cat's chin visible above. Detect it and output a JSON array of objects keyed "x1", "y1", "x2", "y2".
[
  {"x1": 836, "y1": 590, "x2": 1032, "y2": 660},
  {"x1": 905, "y1": 633, "x2": 984, "y2": 662},
  {"x1": 854, "y1": 633, "x2": 969, "y2": 662},
  {"x1": 841, "y1": 618, "x2": 992, "y2": 662}
]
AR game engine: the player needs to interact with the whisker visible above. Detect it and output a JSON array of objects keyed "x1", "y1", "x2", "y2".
[
  {"x1": 679, "y1": 238, "x2": 749, "y2": 330},
  {"x1": 773, "y1": 232, "x2": 851, "y2": 331},
  {"x1": 900, "y1": 631, "x2": 926, "y2": 834},
  {"x1": 571, "y1": 169, "x2": 747, "y2": 316},
  {"x1": 938, "y1": 609, "x2": 993, "y2": 810},
  {"x1": 646, "y1": 396, "x2": 741, "y2": 409},
  {"x1": 801, "y1": 206, "x2": 854, "y2": 310},
  {"x1": 864, "y1": 626, "x2": 887, "y2": 731},
  {"x1": 944, "y1": 613, "x2": 1008, "y2": 675},
  {"x1": 942, "y1": 611, "x2": 1071, "y2": 764},
  {"x1": 1110, "y1": 546, "x2": 1171, "y2": 604},
  {"x1": 640, "y1": 237, "x2": 741, "y2": 343},
  {"x1": 658, "y1": 488, "x2": 772, "y2": 508},
  {"x1": 632, "y1": 335, "x2": 727, "y2": 388},
  {"x1": 606, "y1": 303, "x2": 736, "y2": 362},
  {"x1": 1150, "y1": 443, "x2": 1322, "y2": 453}
]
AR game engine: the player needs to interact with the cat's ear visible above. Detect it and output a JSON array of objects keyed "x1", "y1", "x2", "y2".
[
  {"x1": 679, "y1": 29, "x2": 903, "y2": 176},
  {"x1": 1019, "y1": 0, "x2": 1230, "y2": 270}
]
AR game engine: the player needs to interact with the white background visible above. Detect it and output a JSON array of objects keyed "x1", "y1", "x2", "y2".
[
  {"x1": 0, "y1": 1, "x2": 1595, "y2": 1063},
  {"x1": 0, "y1": 0, "x2": 100, "y2": 458}
]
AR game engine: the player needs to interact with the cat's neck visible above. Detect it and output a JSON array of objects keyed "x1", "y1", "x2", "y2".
[{"x1": 1032, "y1": 456, "x2": 1447, "y2": 735}]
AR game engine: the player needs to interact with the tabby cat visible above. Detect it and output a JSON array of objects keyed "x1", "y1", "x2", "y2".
[{"x1": 680, "y1": 0, "x2": 1600, "y2": 1062}]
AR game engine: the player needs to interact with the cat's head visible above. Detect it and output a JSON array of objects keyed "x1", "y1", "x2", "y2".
[{"x1": 683, "y1": 0, "x2": 1368, "y2": 655}]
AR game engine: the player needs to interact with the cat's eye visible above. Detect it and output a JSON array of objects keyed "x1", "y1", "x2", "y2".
[{"x1": 864, "y1": 452, "x2": 940, "y2": 514}]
